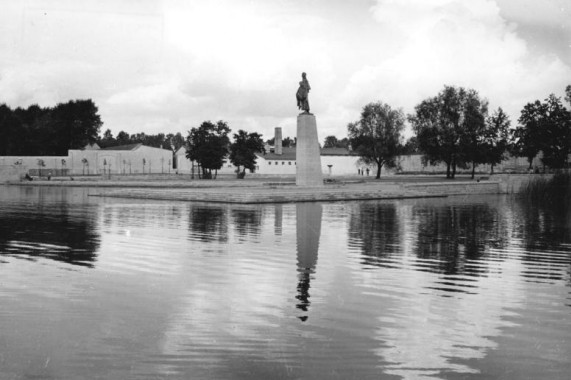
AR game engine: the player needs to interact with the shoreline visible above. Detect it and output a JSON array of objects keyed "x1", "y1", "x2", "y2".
[{"x1": 2, "y1": 174, "x2": 513, "y2": 204}]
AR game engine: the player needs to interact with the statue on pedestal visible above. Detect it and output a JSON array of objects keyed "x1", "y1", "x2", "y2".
[{"x1": 296, "y1": 72, "x2": 311, "y2": 113}]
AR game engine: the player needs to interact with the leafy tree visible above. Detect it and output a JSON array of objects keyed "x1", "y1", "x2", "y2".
[
  {"x1": 1, "y1": 100, "x2": 102, "y2": 156},
  {"x1": 400, "y1": 136, "x2": 419, "y2": 155},
  {"x1": 229, "y1": 130, "x2": 265, "y2": 178},
  {"x1": 410, "y1": 85, "x2": 482, "y2": 179},
  {"x1": 266, "y1": 136, "x2": 295, "y2": 148},
  {"x1": 323, "y1": 135, "x2": 339, "y2": 148},
  {"x1": 98, "y1": 129, "x2": 115, "y2": 148},
  {"x1": 348, "y1": 101, "x2": 405, "y2": 179},
  {"x1": 166, "y1": 132, "x2": 185, "y2": 152},
  {"x1": 511, "y1": 100, "x2": 545, "y2": 169},
  {"x1": 116, "y1": 131, "x2": 131, "y2": 145},
  {"x1": 457, "y1": 89, "x2": 489, "y2": 179},
  {"x1": 540, "y1": 94, "x2": 571, "y2": 169},
  {"x1": 283, "y1": 136, "x2": 296, "y2": 147},
  {"x1": 513, "y1": 93, "x2": 571, "y2": 170},
  {"x1": 50, "y1": 99, "x2": 103, "y2": 154},
  {"x1": 0, "y1": 104, "x2": 21, "y2": 155},
  {"x1": 186, "y1": 121, "x2": 231, "y2": 179},
  {"x1": 323, "y1": 135, "x2": 349, "y2": 148},
  {"x1": 483, "y1": 108, "x2": 511, "y2": 174}
]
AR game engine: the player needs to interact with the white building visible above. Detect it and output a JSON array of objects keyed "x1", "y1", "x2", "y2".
[
  {"x1": 0, "y1": 143, "x2": 173, "y2": 176},
  {"x1": 68, "y1": 143, "x2": 173, "y2": 175}
]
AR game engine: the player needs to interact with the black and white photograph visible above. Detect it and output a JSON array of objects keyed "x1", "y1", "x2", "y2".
[{"x1": 1, "y1": 0, "x2": 570, "y2": 379}]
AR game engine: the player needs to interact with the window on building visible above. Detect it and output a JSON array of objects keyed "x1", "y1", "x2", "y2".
[
  {"x1": 282, "y1": 162, "x2": 285, "y2": 165},
  {"x1": 268, "y1": 162, "x2": 271, "y2": 165},
  {"x1": 275, "y1": 162, "x2": 278, "y2": 165},
  {"x1": 288, "y1": 162, "x2": 291, "y2": 165}
]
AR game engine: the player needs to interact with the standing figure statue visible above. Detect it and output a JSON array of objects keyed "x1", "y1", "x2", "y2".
[{"x1": 296, "y1": 72, "x2": 311, "y2": 113}]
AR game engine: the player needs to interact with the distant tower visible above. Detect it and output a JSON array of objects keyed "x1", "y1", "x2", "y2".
[{"x1": 275, "y1": 127, "x2": 283, "y2": 155}]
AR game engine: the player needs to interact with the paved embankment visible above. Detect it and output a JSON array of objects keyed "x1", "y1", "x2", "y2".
[
  {"x1": 90, "y1": 180, "x2": 501, "y2": 204},
  {"x1": 7, "y1": 173, "x2": 534, "y2": 204}
]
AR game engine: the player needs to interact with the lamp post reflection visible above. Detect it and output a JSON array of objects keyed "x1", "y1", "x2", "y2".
[{"x1": 295, "y1": 203, "x2": 322, "y2": 322}]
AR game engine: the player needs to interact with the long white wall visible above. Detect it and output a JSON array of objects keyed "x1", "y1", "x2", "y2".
[
  {"x1": 68, "y1": 146, "x2": 172, "y2": 175},
  {"x1": 1, "y1": 146, "x2": 173, "y2": 176}
]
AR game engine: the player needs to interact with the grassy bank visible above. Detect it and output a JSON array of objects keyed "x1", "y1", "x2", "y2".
[{"x1": 520, "y1": 172, "x2": 571, "y2": 206}]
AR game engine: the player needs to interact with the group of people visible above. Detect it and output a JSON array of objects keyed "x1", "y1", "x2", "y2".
[{"x1": 358, "y1": 168, "x2": 370, "y2": 176}]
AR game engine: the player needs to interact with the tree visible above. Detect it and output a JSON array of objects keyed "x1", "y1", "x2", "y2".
[
  {"x1": 116, "y1": 131, "x2": 130, "y2": 145},
  {"x1": 400, "y1": 136, "x2": 419, "y2": 155},
  {"x1": 229, "y1": 130, "x2": 265, "y2": 178},
  {"x1": 51, "y1": 99, "x2": 103, "y2": 154},
  {"x1": 410, "y1": 85, "x2": 482, "y2": 179},
  {"x1": 166, "y1": 132, "x2": 185, "y2": 152},
  {"x1": 323, "y1": 135, "x2": 339, "y2": 148},
  {"x1": 511, "y1": 100, "x2": 545, "y2": 169},
  {"x1": 457, "y1": 89, "x2": 489, "y2": 179},
  {"x1": 513, "y1": 93, "x2": 571, "y2": 170},
  {"x1": 540, "y1": 94, "x2": 571, "y2": 169},
  {"x1": 347, "y1": 101, "x2": 405, "y2": 179},
  {"x1": 0, "y1": 104, "x2": 21, "y2": 155},
  {"x1": 323, "y1": 135, "x2": 349, "y2": 148},
  {"x1": 186, "y1": 121, "x2": 231, "y2": 179},
  {"x1": 483, "y1": 108, "x2": 511, "y2": 174},
  {"x1": 282, "y1": 136, "x2": 296, "y2": 147},
  {"x1": 98, "y1": 129, "x2": 115, "y2": 148}
]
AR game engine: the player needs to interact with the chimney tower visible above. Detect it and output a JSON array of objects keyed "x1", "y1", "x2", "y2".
[{"x1": 275, "y1": 127, "x2": 283, "y2": 155}]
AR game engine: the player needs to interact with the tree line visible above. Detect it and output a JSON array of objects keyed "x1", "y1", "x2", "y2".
[
  {"x1": 0, "y1": 99, "x2": 102, "y2": 156},
  {"x1": 98, "y1": 128, "x2": 186, "y2": 155},
  {"x1": 2, "y1": 84, "x2": 569, "y2": 181},
  {"x1": 346, "y1": 84, "x2": 570, "y2": 179}
]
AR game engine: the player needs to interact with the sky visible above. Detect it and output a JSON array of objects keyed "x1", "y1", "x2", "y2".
[{"x1": 1, "y1": 0, "x2": 569, "y2": 142}]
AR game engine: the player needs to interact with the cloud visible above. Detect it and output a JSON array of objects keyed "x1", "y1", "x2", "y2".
[
  {"x1": 334, "y1": 0, "x2": 571, "y2": 127},
  {"x1": 1, "y1": 0, "x2": 569, "y2": 142}
]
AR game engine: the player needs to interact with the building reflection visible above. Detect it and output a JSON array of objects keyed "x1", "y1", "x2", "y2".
[
  {"x1": 295, "y1": 203, "x2": 322, "y2": 321},
  {"x1": 0, "y1": 187, "x2": 100, "y2": 267}
]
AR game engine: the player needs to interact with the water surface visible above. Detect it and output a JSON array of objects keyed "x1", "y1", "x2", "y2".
[{"x1": 1, "y1": 186, "x2": 570, "y2": 379}]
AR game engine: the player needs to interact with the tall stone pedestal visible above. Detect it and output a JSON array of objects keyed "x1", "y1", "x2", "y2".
[{"x1": 296, "y1": 113, "x2": 323, "y2": 187}]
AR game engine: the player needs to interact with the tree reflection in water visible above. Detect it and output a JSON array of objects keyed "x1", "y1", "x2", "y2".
[
  {"x1": 348, "y1": 202, "x2": 400, "y2": 267},
  {"x1": 295, "y1": 203, "x2": 322, "y2": 321},
  {"x1": 188, "y1": 204, "x2": 228, "y2": 243},
  {"x1": 349, "y1": 199, "x2": 510, "y2": 277},
  {"x1": 231, "y1": 206, "x2": 263, "y2": 240},
  {"x1": 512, "y1": 198, "x2": 571, "y2": 284},
  {"x1": 0, "y1": 190, "x2": 100, "y2": 267},
  {"x1": 413, "y1": 203, "x2": 508, "y2": 276}
]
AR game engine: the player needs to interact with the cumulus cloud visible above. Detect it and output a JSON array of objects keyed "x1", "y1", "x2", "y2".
[
  {"x1": 0, "y1": 0, "x2": 569, "y2": 140},
  {"x1": 333, "y1": 0, "x2": 571, "y2": 130}
]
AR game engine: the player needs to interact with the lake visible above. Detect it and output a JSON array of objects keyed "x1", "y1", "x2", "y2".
[{"x1": 1, "y1": 186, "x2": 570, "y2": 379}]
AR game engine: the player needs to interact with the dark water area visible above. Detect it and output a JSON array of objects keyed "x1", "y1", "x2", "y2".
[{"x1": 1, "y1": 186, "x2": 570, "y2": 380}]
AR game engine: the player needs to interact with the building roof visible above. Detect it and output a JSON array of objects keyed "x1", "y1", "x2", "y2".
[
  {"x1": 175, "y1": 146, "x2": 188, "y2": 155},
  {"x1": 259, "y1": 146, "x2": 355, "y2": 161},
  {"x1": 101, "y1": 143, "x2": 143, "y2": 151},
  {"x1": 260, "y1": 147, "x2": 297, "y2": 161},
  {"x1": 320, "y1": 147, "x2": 354, "y2": 156},
  {"x1": 82, "y1": 142, "x2": 101, "y2": 150}
]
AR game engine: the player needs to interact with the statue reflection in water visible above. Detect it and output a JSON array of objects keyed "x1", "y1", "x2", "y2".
[{"x1": 295, "y1": 203, "x2": 322, "y2": 321}]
